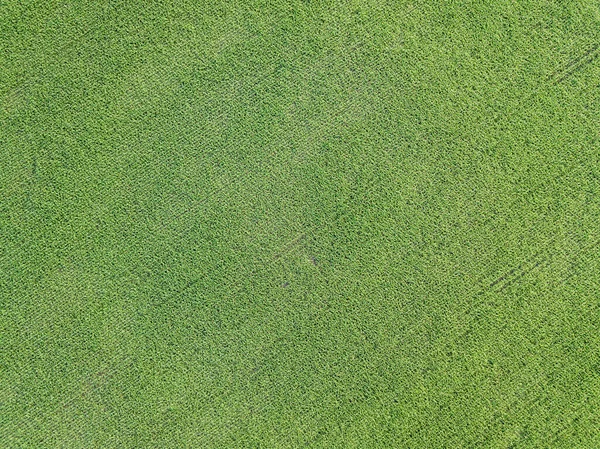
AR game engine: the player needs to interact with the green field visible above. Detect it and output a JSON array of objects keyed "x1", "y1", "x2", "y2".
[{"x1": 2, "y1": 1, "x2": 600, "y2": 447}]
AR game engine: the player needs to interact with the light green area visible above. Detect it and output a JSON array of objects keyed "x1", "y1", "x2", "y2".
[{"x1": 1, "y1": 1, "x2": 600, "y2": 447}]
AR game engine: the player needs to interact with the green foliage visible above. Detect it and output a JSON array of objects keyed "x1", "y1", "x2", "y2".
[{"x1": 2, "y1": 0, "x2": 600, "y2": 447}]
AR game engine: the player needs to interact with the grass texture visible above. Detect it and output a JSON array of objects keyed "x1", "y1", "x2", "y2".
[{"x1": 1, "y1": 0, "x2": 600, "y2": 447}]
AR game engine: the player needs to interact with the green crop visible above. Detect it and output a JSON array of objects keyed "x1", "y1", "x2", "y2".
[{"x1": 2, "y1": 1, "x2": 599, "y2": 447}]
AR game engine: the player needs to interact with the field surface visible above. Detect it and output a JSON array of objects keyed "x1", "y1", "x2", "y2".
[{"x1": 1, "y1": 1, "x2": 600, "y2": 447}]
